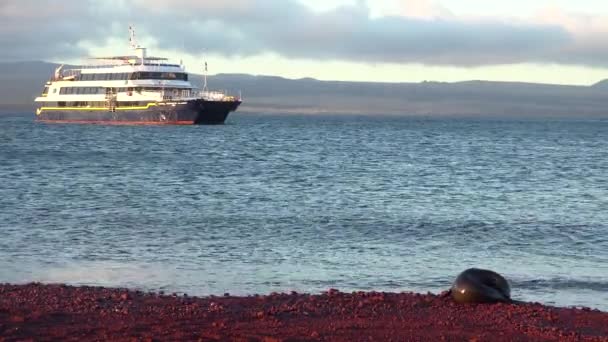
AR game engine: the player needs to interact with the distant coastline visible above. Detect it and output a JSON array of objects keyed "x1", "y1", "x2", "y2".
[{"x1": 2, "y1": 61, "x2": 608, "y2": 118}]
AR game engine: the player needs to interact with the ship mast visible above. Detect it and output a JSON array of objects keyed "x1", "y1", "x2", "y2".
[
  {"x1": 129, "y1": 25, "x2": 138, "y2": 49},
  {"x1": 203, "y1": 61, "x2": 208, "y2": 92},
  {"x1": 129, "y1": 25, "x2": 146, "y2": 64}
]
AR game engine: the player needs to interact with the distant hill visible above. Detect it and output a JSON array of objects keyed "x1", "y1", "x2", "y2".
[
  {"x1": 591, "y1": 79, "x2": 608, "y2": 90},
  {"x1": 1, "y1": 61, "x2": 607, "y2": 117}
]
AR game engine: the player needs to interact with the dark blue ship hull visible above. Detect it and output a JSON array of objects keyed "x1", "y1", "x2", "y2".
[{"x1": 36, "y1": 99, "x2": 241, "y2": 125}]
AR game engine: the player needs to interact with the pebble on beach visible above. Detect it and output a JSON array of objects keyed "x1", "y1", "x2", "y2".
[{"x1": 1, "y1": 283, "x2": 607, "y2": 341}]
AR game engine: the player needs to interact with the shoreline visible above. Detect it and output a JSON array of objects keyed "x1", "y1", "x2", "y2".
[{"x1": 1, "y1": 283, "x2": 606, "y2": 341}]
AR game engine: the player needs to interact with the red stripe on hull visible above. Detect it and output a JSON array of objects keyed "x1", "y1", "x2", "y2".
[{"x1": 37, "y1": 120, "x2": 195, "y2": 126}]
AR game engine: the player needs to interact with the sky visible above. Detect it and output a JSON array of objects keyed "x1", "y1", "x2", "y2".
[{"x1": 2, "y1": 0, "x2": 608, "y2": 85}]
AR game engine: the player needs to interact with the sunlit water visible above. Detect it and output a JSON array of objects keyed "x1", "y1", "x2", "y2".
[{"x1": 0, "y1": 113, "x2": 607, "y2": 311}]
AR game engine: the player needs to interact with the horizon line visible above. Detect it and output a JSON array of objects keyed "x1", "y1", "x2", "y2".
[{"x1": 0, "y1": 59, "x2": 605, "y2": 88}]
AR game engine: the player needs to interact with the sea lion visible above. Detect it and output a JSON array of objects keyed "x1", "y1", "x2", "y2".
[{"x1": 451, "y1": 268, "x2": 512, "y2": 304}]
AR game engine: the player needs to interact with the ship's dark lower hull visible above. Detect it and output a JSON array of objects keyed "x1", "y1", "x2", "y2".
[{"x1": 36, "y1": 99, "x2": 241, "y2": 125}]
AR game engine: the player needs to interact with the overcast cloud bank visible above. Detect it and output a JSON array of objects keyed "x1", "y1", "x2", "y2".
[{"x1": 2, "y1": 0, "x2": 608, "y2": 67}]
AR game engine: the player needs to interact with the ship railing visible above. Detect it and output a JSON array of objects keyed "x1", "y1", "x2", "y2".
[
  {"x1": 51, "y1": 69, "x2": 82, "y2": 81},
  {"x1": 132, "y1": 89, "x2": 241, "y2": 102},
  {"x1": 79, "y1": 60, "x2": 184, "y2": 71},
  {"x1": 194, "y1": 90, "x2": 240, "y2": 102}
]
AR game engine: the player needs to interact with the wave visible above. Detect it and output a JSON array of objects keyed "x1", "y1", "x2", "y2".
[{"x1": 512, "y1": 278, "x2": 608, "y2": 292}]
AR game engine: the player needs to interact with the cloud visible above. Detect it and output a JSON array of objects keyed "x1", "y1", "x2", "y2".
[
  {"x1": 390, "y1": 0, "x2": 453, "y2": 20},
  {"x1": 533, "y1": 6, "x2": 608, "y2": 66},
  {"x1": 0, "y1": 0, "x2": 607, "y2": 67}
]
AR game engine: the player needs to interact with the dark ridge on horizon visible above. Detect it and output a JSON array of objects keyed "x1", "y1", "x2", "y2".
[
  {"x1": 1, "y1": 60, "x2": 608, "y2": 117},
  {"x1": 3, "y1": 60, "x2": 604, "y2": 87},
  {"x1": 213, "y1": 72, "x2": 594, "y2": 88}
]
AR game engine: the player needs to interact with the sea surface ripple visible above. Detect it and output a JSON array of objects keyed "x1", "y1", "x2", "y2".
[{"x1": 0, "y1": 113, "x2": 607, "y2": 310}]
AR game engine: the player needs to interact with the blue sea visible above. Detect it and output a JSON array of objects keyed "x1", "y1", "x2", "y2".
[{"x1": 0, "y1": 112, "x2": 607, "y2": 311}]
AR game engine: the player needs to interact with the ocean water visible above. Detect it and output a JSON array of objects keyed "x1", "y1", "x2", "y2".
[{"x1": 0, "y1": 112, "x2": 607, "y2": 311}]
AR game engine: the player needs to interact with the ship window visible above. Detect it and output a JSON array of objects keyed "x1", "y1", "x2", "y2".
[{"x1": 129, "y1": 72, "x2": 188, "y2": 81}]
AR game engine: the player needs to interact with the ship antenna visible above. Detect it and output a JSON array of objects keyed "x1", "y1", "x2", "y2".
[
  {"x1": 203, "y1": 61, "x2": 208, "y2": 92},
  {"x1": 129, "y1": 25, "x2": 138, "y2": 49}
]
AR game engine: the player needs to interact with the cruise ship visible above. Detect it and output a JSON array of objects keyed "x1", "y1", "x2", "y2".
[{"x1": 34, "y1": 27, "x2": 241, "y2": 125}]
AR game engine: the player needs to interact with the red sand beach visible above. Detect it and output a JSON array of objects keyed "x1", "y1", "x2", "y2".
[{"x1": 1, "y1": 283, "x2": 607, "y2": 341}]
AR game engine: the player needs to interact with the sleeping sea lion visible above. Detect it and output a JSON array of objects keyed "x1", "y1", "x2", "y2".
[{"x1": 451, "y1": 268, "x2": 512, "y2": 304}]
